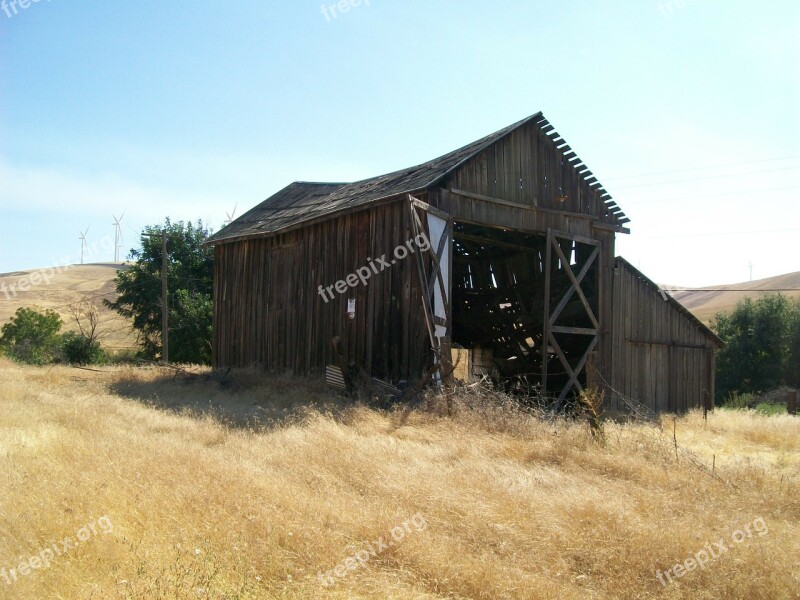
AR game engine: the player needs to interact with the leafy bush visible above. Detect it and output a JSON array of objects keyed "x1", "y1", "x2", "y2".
[
  {"x1": 60, "y1": 331, "x2": 106, "y2": 365},
  {"x1": 105, "y1": 347, "x2": 142, "y2": 365},
  {"x1": 170, "y1": 288, "x2": 213, "y2": 364},
  {"x1": 713, "y1": 294, "x2": 800, "y2": 404},
  {"x1": 755, "y1": 403, "x2": 786, "y2": 416},
  {"x1": 0, "y1": 307, "x2": 63, "y2": 364},
  {"x1": 724, "y1": 391, "x2": 757, "y2": 409}
]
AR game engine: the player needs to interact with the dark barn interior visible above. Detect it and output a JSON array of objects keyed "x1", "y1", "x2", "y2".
[{"x1": 451, "y1": 223, "x2": 600, "y2": 401}]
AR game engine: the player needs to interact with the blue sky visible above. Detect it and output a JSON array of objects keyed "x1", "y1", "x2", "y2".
[{"x1": 1, "y1": 0, "x2": 798, "y2": 286}]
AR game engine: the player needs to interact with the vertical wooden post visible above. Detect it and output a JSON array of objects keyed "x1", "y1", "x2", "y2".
[
  {"x1": 541, "y1": 230, "x2": 552, "y2": 395},
  {"x1": 161, "y1": 231, "x2": 169, "y2": 364},
  {"x1": 788, "y1": 390, "x2": 797, "y2": 416}
]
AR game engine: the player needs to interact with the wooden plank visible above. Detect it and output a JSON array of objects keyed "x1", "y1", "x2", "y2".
[
  {"x1": 409, "y1": 195, "x2": 451, "y2": 221},
  {"x1": 626, "y1": 338, "x2": 709, "y2": 349},
  {"x1": 454, "y1": 232, "x2": 540, "y2": 254},
  {"x1": 541, "y1": 229, "x2": 553, "y2": 393},
  {"x1": 549, "y1": 241, "x2": 600, "y2": 330},
  {"x1": 592, "y1": 221, "x2": 631, "y2": 234},
  {"x1": 449, "y1": 188, "x2": 532, "y2": 210},
  {"x1": 552, "y1": 325, "x2": 598, "y2": 336}
]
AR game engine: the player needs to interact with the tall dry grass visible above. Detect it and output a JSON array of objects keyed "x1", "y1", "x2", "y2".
[{"x1": 0, "y1": 358, "x2": 798, "y2": 599}]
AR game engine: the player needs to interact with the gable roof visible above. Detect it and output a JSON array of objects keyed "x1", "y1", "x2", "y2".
[
  {"x1": 615, "y1": 257, "x2": 723, "y2": 346},
  {"x1": 207, "y1": 112, "x2": 628, "y2": 245}
]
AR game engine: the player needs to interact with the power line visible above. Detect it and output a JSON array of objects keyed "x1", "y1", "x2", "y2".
[
  {"x1": 667, "y1": 288, "x2": 800, "y2": 292},
  {"x1": 604, "y1": 155, "x2": 799, "y2": 181},
  {"x1": 614, "y1": 165, "x2": 800, "y2": 190},
  {"x1": 636, "y1": 228, "x2": 800, "y2": 240},
  {"x1": 622, "y1": 184, "x2": 800, "y2": 206}
]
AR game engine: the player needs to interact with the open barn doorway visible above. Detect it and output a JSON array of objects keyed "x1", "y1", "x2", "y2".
[{"x1": 450, "y1": 222, "x2": 600, "y2": 404}]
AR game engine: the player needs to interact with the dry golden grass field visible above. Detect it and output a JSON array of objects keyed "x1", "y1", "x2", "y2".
[
  {"x1": 0, "y1": 358, "x2": 798, "y2": 599},
  {"x1": 0, "y1": 264, "x2": 137, "y2": 352}
]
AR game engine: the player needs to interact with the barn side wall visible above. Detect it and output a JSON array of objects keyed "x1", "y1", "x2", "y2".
[
  {"x1": 609, "y1": 261, "x2": 716, "y2": 414},
  {"x1": 212, "y1": 197, "x2": 429, "y2": 380}
]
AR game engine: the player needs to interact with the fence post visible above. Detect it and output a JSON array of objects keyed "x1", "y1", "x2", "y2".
[{"x1": 788, "y1": 390, "x2": 797, "y2": 416}]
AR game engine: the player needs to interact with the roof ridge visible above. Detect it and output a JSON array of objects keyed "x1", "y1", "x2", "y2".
[{"x1": 207, "y1": 112, "x2": 629, "y2": 245}]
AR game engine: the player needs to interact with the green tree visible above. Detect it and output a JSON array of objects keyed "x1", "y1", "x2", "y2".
[
  {"x1": 105, "y1": 219, "x2": 214, "y2": 364},
  {"x1": 786, "y1": 298, "x2": 800, "y2": 388},
  {"x1": 713, "y1": 294, "x2": 800, "y2": 403},
  {"x1": 0, "y1": 307, "x2": 63, "y2": 365}
]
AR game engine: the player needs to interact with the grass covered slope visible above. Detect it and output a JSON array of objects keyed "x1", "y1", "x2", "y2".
[
  {"x1": 0, "y1": 263, "x2": 136, "y2": 351},
  {"x1": 670, "y1": 271, "x2": 800, "y2": 324},
  {"x1": 0, "y1": 360, "x2": 798, "y2": 599}
]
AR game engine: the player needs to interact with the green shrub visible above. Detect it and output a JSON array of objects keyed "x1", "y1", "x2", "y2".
[
  {"x1": 105, "y1": 347, "x2": 141, "y2": 365},
  {"x1": 725, "y1": 391, "x2": 757, "y2": 409},
  {"x1": 60, "y1": 331, "x2": 106, "y2": 365},
  {"x1": 755, "y1": 402, "x2": 786, "y2": 416},
  {"x1": 0, "y1": 307, "x2": 63, "y2": 365}
]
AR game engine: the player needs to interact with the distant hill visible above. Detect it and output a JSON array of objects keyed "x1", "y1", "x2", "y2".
[
  {"x1": 670, "y1": 271, "x2": 800, "y2": 324},
  {"x1": 4, "y1": 262, "x2": 796, "y2": 350},
  {"x1": 0, "y1": 263, "x2": 137, "y2": 351}
]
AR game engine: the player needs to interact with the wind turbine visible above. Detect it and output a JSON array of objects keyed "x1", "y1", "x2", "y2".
[
  {"x1": 748, "y1": 261, "x2": 754, "y2": 282},
  {"x1": 79, "y1": 227, "x2": 90, "y2": 265},
  {"x1": 224, "y1": 204, "x2": 238, "y2": 226},
  {"x1": 113, "y1": 212, "x2": 126, "y2": 262}
]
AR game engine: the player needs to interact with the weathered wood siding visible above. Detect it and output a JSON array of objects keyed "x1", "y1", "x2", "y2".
[
  {"x1": 441, "y1": 119, "x2": 617, "y2": 219},
  {"x1": 211, "y1": 117, "x2": 715, "y2": 414},
  {"x1": 609, "y1": 260, "x2": 717, "y2": 414},
  {"x1": 213, "y1": 198, "x2": 430, "y2": 379}
]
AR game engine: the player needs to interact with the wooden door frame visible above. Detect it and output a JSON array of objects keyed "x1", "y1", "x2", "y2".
[
  {"x1": 542, "y1": 229, "x2": 601, "y2": 402},
  {"x1": 408, "y1": 195, "x2": 453, "y2": 383}
]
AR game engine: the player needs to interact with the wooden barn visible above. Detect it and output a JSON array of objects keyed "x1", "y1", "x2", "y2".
[{"x1": 206, "y1": 112, "x2": 721, "y2": 414}]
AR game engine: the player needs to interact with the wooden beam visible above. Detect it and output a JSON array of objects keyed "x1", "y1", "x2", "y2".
[
  {"x1": 552, "y1": 325, "x2": 598, "y2": 336},
  {"x1": 627, "y1": 338, "x2": 710, "y2": 349},
  {"x1": 557, "y1": 335, "x2": 599, "y2": 402},
  {"x1": 535, "y1": 205, "x2": 599, "y2": 221},
  {"x1": 549, "y1": 243, "x2": 600, "y2": 330},
  {"x1": 449, "y1": 188, "x2": 532, "y2": 210},
  {"x1": 408, "y1": 201, "x2": 438, "y2": 352},
  {"x1": 548, "y1": 229, "x2": 600, "y2": 248},
  {"x1": 409, "y1": 195, "x2": 451, "y2": 221},
  {"x1": 592, "y1": 221, "x2": 631, "y2": 234},
  {"x1": 542, "y1": 230, "x2": 553, "y2": 394},
  {"x1": 454, "y1": 232, "x2": 541, "y2": 254}
]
